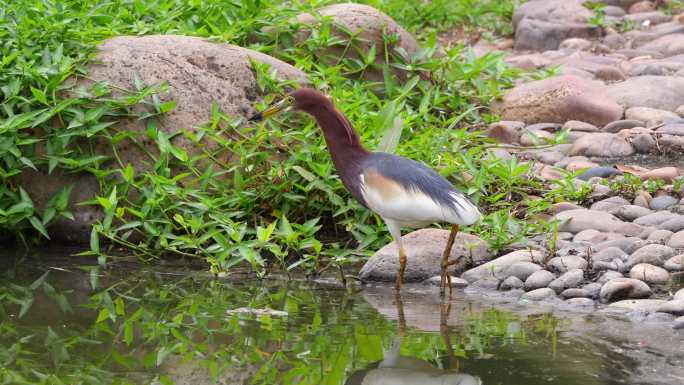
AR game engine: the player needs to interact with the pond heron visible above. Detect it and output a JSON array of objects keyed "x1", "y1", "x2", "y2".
[{"x1": 250, "y1": 88, "x2": 481, "y2": 295}]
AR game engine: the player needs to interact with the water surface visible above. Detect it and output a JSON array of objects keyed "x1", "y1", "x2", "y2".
[{"x1": 1, "y1": 250, "x2": 683, "y2": 385}]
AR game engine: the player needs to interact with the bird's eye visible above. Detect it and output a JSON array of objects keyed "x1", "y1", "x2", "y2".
[{"x1": 286, "y1": 96, "x2": 295, "y2": 104}]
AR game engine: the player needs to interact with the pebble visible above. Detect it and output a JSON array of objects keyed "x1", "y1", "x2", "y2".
[
  {"x1": 524, "y1": 270, "x2": 556, "y2": 291},
  {"x1": 656, "y1": 300, "x2": 684, "y2": 316},
  {"x1": 555, "y1": 209, "x2": 628, "y2": 234},
  {"x1": 625, "y1": 244, "x2": 676, "y2": 268},
  {"x1": 629, "y1": 263, "x2": 670, "y2": 285},
  {"x1": 590, "y1": 196, "x2": 630, "y2": 211},
  {"x1": 424, "y1": 275, "x2": 469, "y2": 288},
  {"x1": 634, "y1": 191, "x2": 653, "y2": 208},
  {"x1": 568, "y1": 133, "x2": 635, "y2": 157},
  {"x1": 487, "y1": 121, "x2": 524, "y2": 144},
  {"x1": 548, "y1": 255, "x2": 589, "y2": 273},
  {"x1": 609, "y1": 299, "x2": 666, "y2": 312},
  {"x1": 641, "y1": 167, "x2": 680, "y2": 183},
  {"x1": 674, "y1": 316, "x2": 684, "y2": 329},
  {"x1": 561, "y1": 288, "x2": 591, "y2": 299},
  {"x1": 566, "y1": 297, "x2": 596, "y2": 307},
  {"x1": 574, "y1": 229, "x2": 603, "y2": 243},
  {"x1": 602, "y1": 119, "x2": 643, "y2": 134},
  {"x1": 626, "y1": 106, "x2": 679, "y2": 124},
  {"x1": 505, "y1": 261, "x2": 543, "y2": 281},
  {"x1": 598, "y1": 271, "x2": 624, "y2": 284},
  {"x1": 576, "y1": 167, "x2": 623, "y2": 181},
  {"x1": 549, "y1": 269, "x2": 584, "y2": 293},
  {"x1": 676, "y1": 289, "x2": 684, "y2": 301},
  {"x1": 583, "y1": 282, "x2": 602, "y2": 298},
  {"x1": 667, "y1": 231, "x2": 684, "y2": 248},
  {"x1": 599, "y1": 278, "x2": 652, "y2": 303},
  {"x1": 609, "y1": 205, "x2": 653, "y2": 221},
  {"x1": 471, "y1": 277, "x2": 501, "y2": 290},
  {"x1": 592, "y1": 247, "x2": 628, "y2": 263},
  {"x1": 632, "y1": 133, "x2": 656, "y2": 153},
  {"x1": 593, "y1": 237, "x2": 645, "y2": 254},
  {"x1": 646, "y1": 229, "x2": 673, "y2": 244},
  {"x1": 562, "y1": 120, "x2": 598, "y2": 132},
  {"x1": 522, "y1": 288, "x2": 556, "y2": 301},
  {"x1": 664, "y1": 255, "x2": 684, "y2": 271},
  {"x1": 658, "y1": 216, "x2": 684, "y2": 232},
  {"x1": 676, "y1": 104, "x2": 684, "y2": 118},
  {"x1": 461, "y1": 249, "x2": 544, "y2": 283},
  {"x1": 500, "y1": 276, "x2": 524, "y2": 291},
  {"x1": 650, "y1": 196, "x2": 679, "y2": 211},
  {"x1": 634, "y1": 211, "x2": 679, "y2": 226}
]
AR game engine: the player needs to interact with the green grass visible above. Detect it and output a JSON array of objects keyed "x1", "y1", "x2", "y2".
[{"x1": 0, "y1": 0, "x2": 600, "y2": 277}]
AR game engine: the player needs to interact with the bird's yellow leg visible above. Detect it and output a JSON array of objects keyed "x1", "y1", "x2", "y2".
[
  {"x1": 395, "y1": 245, "x2": 407, "y2": 290},
  {"x1": 440, "y1": 224, "x2": 459, "y2": 296}
]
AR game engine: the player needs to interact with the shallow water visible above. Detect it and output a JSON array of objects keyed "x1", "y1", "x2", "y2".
[{"x1": 1, "y1": 250, "x2": 683, "y2": 385}]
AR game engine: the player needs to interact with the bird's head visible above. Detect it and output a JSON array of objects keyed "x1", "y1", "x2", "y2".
[{"x1": 249, "y1": 88, "x2": 331, "y2": 122}]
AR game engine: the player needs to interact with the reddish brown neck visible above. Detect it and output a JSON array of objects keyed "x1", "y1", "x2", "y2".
[{"x1": 305, "y1": 103, "x2": 369, "y2": 193}]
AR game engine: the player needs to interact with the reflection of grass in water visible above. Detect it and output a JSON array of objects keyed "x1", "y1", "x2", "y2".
[{"x1": 0, "y1": 265, "x2": 567, "y2": 385}]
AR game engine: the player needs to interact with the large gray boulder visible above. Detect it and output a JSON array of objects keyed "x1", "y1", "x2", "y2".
[
  {"x1": 18, "y1": 35, "x2": 308, "y2": 243},
  {"x1": 359, "y1": 229, "x2": 491, "y2": 283}
]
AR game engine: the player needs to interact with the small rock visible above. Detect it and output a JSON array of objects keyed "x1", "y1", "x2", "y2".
[
  {"x1": 644, "y1": 312, "x2": 675, "y2": 323},
  {"x1": 602, "y1": 119, "x2": 644, "y2": 133},
  {"x1": 656, "y1": 300, "x2": 684, "y2": 316},
  {"x1": 634, "y1": 211, "x2": 678, "y2": 226},
  {"x1": 549, "y1": 269, "x2": 584, "y2": 293},
  {"x1": 548, "y1": 255, "x2": 589, "y2": 273},
  {"x1": 520, "y1": 128, "x2": 556, "y2": 146},
  {"x1": 650, "y1": 195, "x2": 679, "y2": 210},
  {"x1": 663, "y1": 254, "x2": 684, "y2": 271},
  {"x1": 600, "y1": 278, "x2": 652, "y2": 302},
  {"x1": 604, "y1": 7, "x2": 626, "y2": 18},
  {"x1": 521, "y1": 288, "x2": 557, "y2": 301},
  {"x1": 641, "y1": 167, "x2": 680, "y2": 183},
  {"x1": 639, "y1": 34, "x2": 684, "y2": 58},
  {"x1": 568, "y1": 133, "x2": 635, "y2": 157},
  {"x1": 574, "y1": 229, "x2": 602, "y2": 243},
  {"x1": 598, "y1": 271, "x2": 624, "y2": 284},
  {"x1": 561, "y1": 288, "x2": 591, "y2": 299},
  {"x1": 593, "y1": 247, "x2": 629, "y2": 263},
  {"x1": 646, "y1": 229, "x2": 673, "y2": 244},
  {"x1": 471, "y1": 277, "x2": 501, "y2": 290},
  {"x1": 632, "y1": 133, "x2": 657, "y2": 153},
  {"x1": 628, "y1": 1, "x2": 656, "y2": 14},
  {"x1": 562, "y1": 120, "x2": 598, "y2": 132},
  {"x1": 668, "y1": 231, "x2": 684, "y2": 248},
  {"x1": 610, "y1": 299, "x2": 666, "y2": 312},
  {"x1": 500, "y1": 276, "x2": 524, "y2": 291},
  {"x1": 559, "y1": 38, "x2": 593, "y2": 51},
  {"x1": 487, "y1": 121, "x2": 524, "y2": 144},
  {"x1": 673, "y1": 316, "x2": 684, "y2": 329},
  {"x1": 676, "y1": 104, "x2": 684, "y2": 118},
  {"x1": 626, "y1": 244, "x2": 676, "y2": 268},
  {"x1": 629, "y1": 263, "x2": 670, "y2": 284},
  {"x1": 424, "y1": 275, "x2": 469, "y2": 288},
  {"x1": 609, "y1": 205, "x2": 653, "y2": 221},
  {"x1": 594, "y1": 260, "x2": 622, "y2": 272},
  {"x1": 555, "y1": 209, "x2": 630, "y2": 234},
  {"x1": 536, "y1": 151, "x2": 565, "y2": 165},
  {"x1": 625, "y1": 106, "x2": 680, "y2": 125},
  {"x1": 566, "y1": 297, "x2": 596, "y2": 307},
  {"x1": 594, "y1": 237, "x2": 646, "y2": 254},
  {"x1": 505, "y1": 261, "x2": 543, "y2": 281},
  {"x1": 583, "y1": 282, "x2": 603, "y2": 298},
  {"x1": 676, "y1": 288, "x2": 684, "y2": 301},
  {"x1": 658, "y1": 216, "x2": 684, "y2": 232},
  {"x1": 524, "y1": 270, "x2": 556, "y2": 291},
  {"x1": 590, "y1": 196, "x2": 630, "y2": 211},
  {"x1": 634, "y1": 191, "x2": 653, "y2": 209},
  {"x1": 552, "y1": 202, "x2": 584, "y2": 214},
  {"x1": 359, "y1": 229, "x2": 492, "y2": 283},
  {"x1": 461, "y1": 249, "x2": 544, "y2": 283}
]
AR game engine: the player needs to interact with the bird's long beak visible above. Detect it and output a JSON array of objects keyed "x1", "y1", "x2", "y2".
[{"x1": 248, "y1": 97, "x2": 293, "y2": 122}]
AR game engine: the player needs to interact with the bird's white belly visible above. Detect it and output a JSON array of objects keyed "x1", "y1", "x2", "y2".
[{"x1": 360, "y1": 174, "x2": 479, "y2": 226}]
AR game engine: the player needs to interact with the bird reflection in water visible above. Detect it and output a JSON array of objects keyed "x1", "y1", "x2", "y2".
[{"x1": 345, "y1": 294, "x2": 482, "y2": 385}]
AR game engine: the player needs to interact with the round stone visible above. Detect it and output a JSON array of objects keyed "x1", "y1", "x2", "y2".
[
  {"x1": 599, "y1": 278, "x2": 652, "y2": 303},
  {"x1": 629, "y1": 263, "x2": 670, "y2": 285},
  {"x1": 524, "y1": 270, "x2": 556, "y2": 291},
  {"x1": 521, "y1": 288, "x2": 557, "y2": 301}
]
